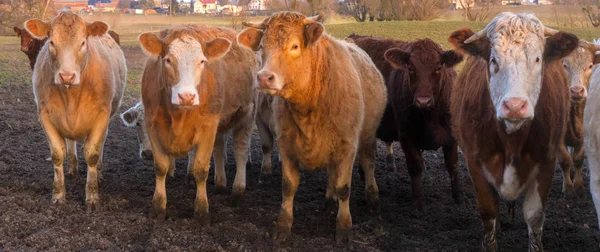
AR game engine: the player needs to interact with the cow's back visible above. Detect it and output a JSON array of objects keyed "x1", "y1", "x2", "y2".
[
  {"x1": 350, "y1": 36, "x2": 406, "y2": 80},
  {"x1": 341, "y1": 40, "x2": 387, "y2": 142}
]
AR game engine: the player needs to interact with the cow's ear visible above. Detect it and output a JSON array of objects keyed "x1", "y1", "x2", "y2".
[
  {"x1": 138, "y1": 32, "x2": 164, "y2": 57},
  {"x1": 544, "y1": 32, "x2": 578, "y2": 62},
  {"x1": 442, "y1": 50, "x2": 463, "y2": 68},
  {"x1": 448, "y1": 27, "x2": 490, "y2": 61},
  {"x1": 205, "y1": 38, "x2": 231, "y2": 60},
  {"x1": 237, "y1": 28, "x2": 263, "y2": 51},
  {"x1": 384, "y1": 48, "x2": 410, "y2": 69},
  {"x1": 304, "y1": 22, "x2": 324, "y2": 47},
  {"x1": 14, "y1": 27, "x2": 21, "y2": 37},
  {"x1": 87, "y1": 21, "x2": 109, "y2": 37},
  {"x1": 24, "y1": 19, "x2": 50, "y2": 40},
  {"x1": 108, "y1": 30, "x2": 121, "y2": 45}
]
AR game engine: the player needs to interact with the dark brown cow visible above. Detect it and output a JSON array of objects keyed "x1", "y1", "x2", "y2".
[
  {"x1": 449, "y1": 12, "x2": 577, "y2": 251},
  {"x1": 238, "y1": 12, "x2": 387, "y2": 243},
  {"x1": 349, "y1": 34, "x2": 464, "y2": 211},
  {"x1": 558, "y1": 41, "x2": 600, "y2": 196},
  {"x1": 25, "y1": 12, "x2": 127, "y2": 211},
  {"x1": 138, "y1": 25, "x2": 257, "y2": 222},
  {"x1": 15, "y1": 27, "x2": 120, "y2": 70}
]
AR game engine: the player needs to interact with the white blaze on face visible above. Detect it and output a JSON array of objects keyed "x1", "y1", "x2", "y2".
[
  {"x1": 486, "y1": 13, "x2": 546, "y2": 133},
  {"x1": 168, "y1": 36, "x2": 207, "y2": 106}
]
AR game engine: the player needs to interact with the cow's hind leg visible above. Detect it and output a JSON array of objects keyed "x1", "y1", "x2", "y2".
[
  {"x1": 386, "y1": 142, "x2": 397, "y2": 172},
  {"x1": 359, "y1": 137, "x2": 380, "y2": 213},
  {"x1": 232, "y1": 118, "x2": 252, "y2": 206},
  {"x1": 213, "y1": 133, "x2": 228, "y2": 194},
  {"x1": 400, "y1": 138, "x2": 425, "y2": 212},
  {"x1": 572, "y1": 144, "x2": 585, "y2": 196},
  {"x1": 83, "y1": 117, "x2": 110, "y2": 213},
  {"x1": 257, "y1": 115, "x2": 274, "y2": 184},
  {"x1": 66, "y1": 139, "x2": 78, "y2": 179},
  {"x1": 334, "y1": 150, "x2": 355, "y2": 244},
  {"x1": 40, "y1": 115, "x2": 67, "y2": 204},
  {"x1": 558, "y1": 144, "x2": 575, "y2": 196},
  {"x1": 443, "y1": 142, "x2": 462, "y2": 203},
  {"x1": 272, "y1": 151, "x2": 300, "y2": 243}
]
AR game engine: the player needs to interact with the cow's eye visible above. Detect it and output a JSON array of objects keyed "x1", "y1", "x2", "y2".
[
  {"x1": 490, "y1": 57, "x2": 497, "y2": 65},
  {"x1": 49, "y1": 41, "x2": 54, "y2": 46},
  {"x1": 81, "y1": 41, "x2": 85, "y2": 47},
  {"x1": 535, "y1": 57, "x2": 540, "y2": 63},
  {"x1": 563, "y1": 63, "x2": 568, "y2": 69},
  {"x1": 590, "y1": 64, "x2": 594, "y2": 70},
  {"x1": 291, "y1": 44, "x2": 299, "y2": 50},
  {"x1": 164, "y1": 57, "x2": 171, "y2": 64}
]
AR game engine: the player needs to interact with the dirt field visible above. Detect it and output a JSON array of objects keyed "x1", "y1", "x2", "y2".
[{"x1": 1, "y1": 41, "x2": 600, "y2": 251}]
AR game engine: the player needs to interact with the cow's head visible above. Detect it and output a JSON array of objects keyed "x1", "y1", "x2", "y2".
[
  {"x1": 237, "y1": 11, "x2": 325, "y2": 98},
  {"x1": 24, "y1": 12, "x2": 109, "y2": 87},
  {"x1": 449, "y1": 12, "x2": 578, "y2": 133},
  {"x1": 561, "y1": 41, "x2": 600, "y2": 102},
  {"x1": 15, "y1": 27, "x2": 36, "y2": 54},
  {"x1": 384, "y1": 39, "x2": 463, "y2": 109},
  {"x1": 120, "y1": 102, "x2": 153, "y2": 163},
  {"x1": 138, "y1": 27, "x2": 231, "y2": 107}
]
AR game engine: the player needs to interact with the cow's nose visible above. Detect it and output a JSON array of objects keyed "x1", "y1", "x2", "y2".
[
  {"x1": 502, "y1": 98, "x2": 528, "y2": 119},
  {"x1": 570, "y1": 86, "x2": 585, "y2": 99},
  {"x1": 257, "y1": 71, "x2": 276, "y2": 89},
  {"x1": 178, "y1": 93, "x2": 196, "y2": 106},
  {"x1": 415, "y1": 96, "x2": 433, "y2": 107},
  {"x1": 141, "y1": 150, "x2": 153, "y2": 161},
  {"x1": 58, "y1": 72, "x2": 76, "y2": 85}
]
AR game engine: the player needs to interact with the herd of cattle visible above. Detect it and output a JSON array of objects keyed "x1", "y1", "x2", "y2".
[{"x1": 11, "y1": 10, "x2": 600, "y2": 251}]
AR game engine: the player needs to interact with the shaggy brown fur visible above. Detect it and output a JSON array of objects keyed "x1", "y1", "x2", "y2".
[
  {"x1": 26, "y1": 12, "x2": 127, "y2": 212},
  {"x1": 449, "y1": 27, "x2": 577, "y2": 251},
  {"x1": 140, "y1": 25, "x2": 257, "y2": 223},
  {"x1": 350, "y1": 34, "x2": 464, "y2": 212},
  {"x1": 238, "y1": 12, "x2": 387, "y2": 243}
]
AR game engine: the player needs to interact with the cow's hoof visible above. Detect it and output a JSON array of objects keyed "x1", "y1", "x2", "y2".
[
  {"x1": 324, "y1": 198, "x2": 337, "y2": 215},
  {"x1": 151, "y1": 207, "x2": 166, "y2": 221},
  {"x1": 194, "y1": 211, "x2": 211, "y2": 226},
  {"x1": 272, "y1": 224, "x2": 292, "y2": 244},
  {"x1": 52, "y1": 196, "x2": 66, "y2": 205},
  {"x1": 335, "y1": 227, "x2": 352, "y2": 245},
  {"x1": 259, "y1": 172, "x2": 273, "y2": 184},
  {"x1": 366, "y1": 198, "x2": 380, "y2": 215},
  {"x1": 214, "y1": 185, "x2": 228, "y2": 195},
  {"x1": 574, "y1": 185, "x2": 585, "y2": 198},
  {"x1": 85, "y1": 200, "x2": 100, "y2": 213},
  {"x1": 231, "y1": 191, "x2": 244, "y2": 207}
]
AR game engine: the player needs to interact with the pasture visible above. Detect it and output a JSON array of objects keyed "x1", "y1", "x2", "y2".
[{"x1": 1, "y1": 11, "x2": 600, "y2": 251}]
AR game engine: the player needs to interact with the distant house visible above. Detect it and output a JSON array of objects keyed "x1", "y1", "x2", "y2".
[
  {"x1": 248, "y1": 0, "x2": 266, "y2": 11},
  {"x1": 194, "y1": 0, "x2": 217, "y2": 14},
  {"x1": 534, "y1": 0, "x2": 553, "y2": 4},
  {"x1": 54, "y1": 0, "x2": 89, "y2": 11}
]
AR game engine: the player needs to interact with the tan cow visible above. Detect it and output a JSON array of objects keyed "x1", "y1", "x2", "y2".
[
  {"x1": 238, "y1": 12, "x2": 387, "y2": 243},
  {"x1": 25, "y1": 12, "x2": 127, "y2": 212},
  {"x1": 138, "y1": 25, "x2": 257, "y2": 222},
  {"x1": 558, "y1": 41, "x2": 600, "y2": 197}
]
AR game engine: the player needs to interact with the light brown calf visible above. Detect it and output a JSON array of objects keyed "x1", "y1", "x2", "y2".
[
  {"x1": 138, "y1": 25, "x2": 257, "y2": 222},
  {"x1": 238, "y1": 12, "x2": 387, "y2": 243},
  {"x1": 558, "y1": 41, "x2": 600, "y2": 196},
  {"x1": 25, "y1": 12, "x2": 127, "y2": 212}
]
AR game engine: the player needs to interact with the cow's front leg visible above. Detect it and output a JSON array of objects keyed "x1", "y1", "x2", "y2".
[
  {"x1": 467, "y1": 158, "x2": 499, "y2": 252},
  {"x1": 572, "y1": 144, "x2": 585, "y2": 196},
  {"x1": 524, "y1": 162, "x2": 554, "y2": 252},
  {"x1": 148, "y1": 130, "x2": 172, "y2": 220},
  {"x1": 558, "y1": 144, "x2": 575, "y2": 196},
  {"x1": 83, "y1": 116, "x2": 110, "y2": 213},
  {"x1": 272, "y1": 150, "x2": 300, "y2": 243},
  {"x1": 192, "y1": 125, "x2": 218, "y2": 226},
  {"x1": 213, "y1": 133, "x2": 227, "y2": 194},
  {"x1": 443, "y1": 142, "x2": 462, "y2": 203},
  {"x1": 400, "y1": 138, "x2": 426, "y2": 212},
  {"x1": 232, "y1": 118, "x2": 252, "y2": 206},
  {"x1": 334, "y1": 149, "x2": 356, "y2": 244},
  {"x1": 40, "y1": 113, "x2": 67, "y2": 204}
]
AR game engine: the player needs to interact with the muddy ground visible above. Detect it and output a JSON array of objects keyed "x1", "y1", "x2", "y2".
[{"x1": 1, "y1": 45, "x2": 599, "y2": 251}]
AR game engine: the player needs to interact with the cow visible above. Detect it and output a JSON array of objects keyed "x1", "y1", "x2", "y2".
[
  {"x1": 348, "y1": 34, "x2": 464, "y2": 211},
  {"x1": 584, "y1": 41, "x2": 600, "y2": 230},
  {"x1": 448, "y1": 12, "x2": 578, "y2": 251},
  {"x1": 24, "y1": 12, "x2": 127, "y2": 212},
  {"x1": 238, "y1": 12, "x2": 387, "y2": 243},
  {"x1": 120, "y1": 102, "x2": 154, "y2": 163},
  {"x1": 254, "y1": 91, "x2": 277, "y2": 183},
  {"x1": 138, "y1": 24, "x2": 257, "y2": 223},
  {"x1": 558, "y1": 40, "x2": 600, "y2": 197},
  {"x1": 15, "y1": 27, "x2": 120, "y2": 71}
]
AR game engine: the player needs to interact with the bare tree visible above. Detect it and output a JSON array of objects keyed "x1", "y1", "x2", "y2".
[
  {"x1": 340, "y1": 0, "x2": 369, "y2": 22},
  {"x1": 0, "y1": 0, "x2": 54, "y2": 35},
  {"x1": 405, "y1": 0, "x2": 442, "y2": 21},
  {"x1": 458, "y1": 0, "x2": 491, "y2": 22},
  {"x1": 582, "y1": 1, "x2": 600, "y2": 28}
]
